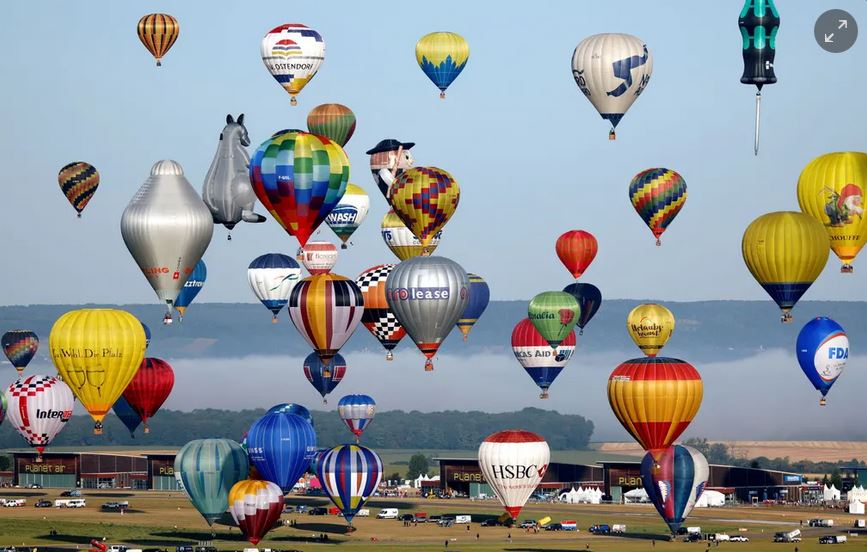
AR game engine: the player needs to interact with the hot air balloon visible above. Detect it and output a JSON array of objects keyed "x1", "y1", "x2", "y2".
[
  {"x1": 247, "y1": 253, "x2": 301, "y2": 322},
  {"x1": 122, "y1": 357, "x2": 174, "y2": 433},
  {"x1": 121, "y1": 160, "x2": 214, "y2": 324},
  {"x1": 742, "y1": 211, "x2": 829, "y2": 322},
  {"x1": 511, "y1": 319, "x2": 576, "y2": 399},
  {"x1": 608, "y1": 357, "x2": 703, "y2": 456},
  {"x1": 2, "y1": 330, "x2": 39, "y2": 375},
  {"x1": 478, "y1": 430, "x2": 550, "y2": 520},
  {"x1": 288, "y1": 274, "x2": 364, "y2": 367},
  {"x1": 562, "y1": 283, "x2": 602, "y2": 335},
  {"x1": 385, "y1": 256, "x2": 469, "y2": 371},
  {"x1": 367, "y1": 139, "x2": 415, "y2": 199},
  {"x1": 571, "y1": 33, "x2": 653, "y2": 139},
  {"x1": 797, "y1": 317, "x2": 848, "y2": 406},
  {"x1": 415, "y1": 32, "x2": 469, "y2": 99},
  {"x1": 641, "y1": 445, "x2": 709, "y2": 534},
  {"x1": 797, "y1": 152, "x2": 867, "y2": 273},
  {"x1": 556, "y1": 230, "x2": 598, "y2": 279},
  {"x1": 112, "y1": 396, "x2": 142, "y2": 437},
  {"x1": 303, "y1": 352, "x2": 346, "y2": 403},
  {"x1": 228, "y1": 479, "x2": 284, "y2": 545},
  {"x1": 528, "y1": 291, "x2": 580, "y2": 349},
  {"x1": 457, "y1": 273, "x2": 490, "y2": 341},
  {"x1": 629, "y1": 168, "x2": 687, "y2": 246},
  {"x1": 381, "y1": 210, "x2": 442, "y2": 261},
  {"x1": 337, "y1": 394, "x2": 376, "y2": 443},
  {"x1": 58, "y1": 162, "x2": 99, "y2": 217},
  {"x1": 267, "y1": 403, "x2": 313, "y2": 425},
  {"x1": 0, "y1": 391, "x2": 6, "y2": 427},
  {"x1": 325, "y1": 184, "x2": 369, "y2": 248},
  {"x1": 739, "y1": 0, "x2": 779, "y2": 155},
  {"x1": 137, "y1": 13, "x2": 179, "y2": 66},
  {"x1": 627, "y1": 303, "x2": 675, "y2": 357},
  {"x1": 142, "y1": 322, "x2": 151, "y2": 349},
  {"x1": 174, "y1": 260, "x2": 206, "y2": 322},
  {"x1": 250, "y1": 130, "x2": 349, "y2": 248},
  {"x1": 389, "y1": 167, "x2": 460, "y2": 251},
  {"x1": 174, "y1": 439, "x2": 249, "y2": 526},
  {"x1": 300, "y1": 242, "x2": 338, "y2": 275},
  {"x1": 356, "y1": 265, "x2": 406, "y2": 360},
  {"x1": 317, "y1": 444, "x2": 383, "y2": 528},
  {"x1": 307, "y1": 104, "x2": 356, "y2": 147},
  {"x1": 49, "y1": 309, "x2": 146, "y2": 434},
  {"x1": 4, "y1": 375, "x2": 74, "y2": 460},
  {"x1": 261, "y1": 24, "x2": 325, "y2": 106},
  {"x1": 245, "y1": 410, "x2": 317, "y2": 492}
]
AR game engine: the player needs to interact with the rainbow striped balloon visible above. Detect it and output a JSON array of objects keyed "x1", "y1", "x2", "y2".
[
  {"x1": 629, "y1": 168, "x2": 687, "y2": 246},
  {"x1": 317, "y1": 444, "x2": 382, "y2": 526},
  {"x1": 58, "y1": 162, "x2": 99, "y2": 217},
  {"x1": 2, "y1": 330, "x2": 38, "y2": 374}
]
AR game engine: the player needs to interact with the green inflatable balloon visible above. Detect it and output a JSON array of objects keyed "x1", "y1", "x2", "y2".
[
  {"x1": 174, "y1": 438, "x2": 249, "y2": 526},
  {"x1": 528, "y1": 291, "x2": 581, "y2": 349}
]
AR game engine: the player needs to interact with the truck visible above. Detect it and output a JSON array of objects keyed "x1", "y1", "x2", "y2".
[
  {"x1": 810, "y1": 518, "x2": 834, "y2": 527},
  {"x1": 376, "y1": 508, "x2": 399, "y2": 519},
  {"x1": 455, "y1": 515, "x2": 472, "y2": 524},
  {"x1": 774, "y1": 529, "x2": 802, "y2": 543},
  {"x1": 712, "y1": 533, "x2": 730, "y2": 542},
  {"x1": 55, "y1": 498, "x2": 86, "y2": 508},
  {"x1": 612, "y1": 524, "x2": 627, "y2": 534},
  {"x1": 819, "y1": 535, "x2": 847, "y2": 544},
  {"x1": 686, "y1": 526, "x2": 701, "y2": 535}
]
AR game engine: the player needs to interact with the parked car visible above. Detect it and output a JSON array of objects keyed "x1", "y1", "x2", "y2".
[
  {"x1": 101, "y1": 501, "x2": 129, "y2": 511},
  {"x1": 294, "y1": 505, "x2": 307, "y2": 513},
  {"x1": 819, "y1": 535, "x2": 847, "y2": 544},
  {"x1": 729, "y1": 535, "x2": 749, "y2": 542},
  {"x1": 428, "y1": 515, "x2": 442, "y2": 524},
  {"x1": 682, "y1": 533, "x2": 702, "y2": 542},
  {"x1": 438, "y1": 517, "x2": 455, "y2": 528},
  {"x1": 34, "y1": 500, "x2": 52, "y2": 508},
  {"x1": 308, "y1": 507, "x2": 328, "y2": 515},
  {"x1": 589, "y1": 524, "x2": 610, "y2": 534},
  {"x1": 60, "y1": 490, "x2": 82, "y2": 497},
  {"x1": 480, "y1": 519, "x2": 500, "y2": 527},
  {"x1": 520, "y1": 520, "x2": 537, "y2": 529},
  {"x1": 282, "y1": 505, "x2": 295, "y2": 513},
  {"x1": 29, "y1": 484, "x2": 43, "y2": 489},
  {"x1": 545, "y1": 523, "x2": 563, "y2": 531}
]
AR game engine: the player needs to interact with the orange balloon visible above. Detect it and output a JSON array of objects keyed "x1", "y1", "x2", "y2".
[{"x1": 556, "y1": 230, "x2": 598, "y2": 279}]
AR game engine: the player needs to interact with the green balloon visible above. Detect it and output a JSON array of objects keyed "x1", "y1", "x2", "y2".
[
  {"x1": 528, "y1": 291, "x2": 580, "y2": 348},
  {"x1": 174, "y1": 439, "x2": 249, "y2": 526}
]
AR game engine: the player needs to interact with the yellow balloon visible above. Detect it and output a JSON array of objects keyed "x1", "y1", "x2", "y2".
[
  {"x1": 415, "y1": 32, "x2": 469, "y2": 98},
  {"x1": 49, "y1": 309, "x2": 146, "y2": 434},
  {"x1": 626, "y1": 303, "x2": 675, "y2": 357},
  {"x1": 742, "y1": 211, "x2": 829, "y2": 323},
  {"x1": 389, "y1": 167, "x2": 459, "y2": 250},
  {"x1": 797, "y1": 152, "x2": 867, "y2": 273}
]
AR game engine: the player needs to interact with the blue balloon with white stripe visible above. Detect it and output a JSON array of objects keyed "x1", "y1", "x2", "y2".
[
  {"x1": 267, "y1": 403, "x2": 313, "y2": 425},
  {"x1": 641, "y1": 445, "x2": 708, "y2": 534},
  {"x1": 174, "y1": 260, "x2": 207, "y2": 321},
  {"x1": 248, "y1": 253, "x2": 302, "y2": 321},
  {"x1": 337, "y1": 394, "x2": 376, "y2": 442},
  {"x1": 797, "y1": 317, "x2": 848, "y2": 405},
  {"x1": 246, "y1": 411, "x2": 318, "y2": 492},
  {"x1": 317, "y1": 444, "x2": 383, "y2": 526}
]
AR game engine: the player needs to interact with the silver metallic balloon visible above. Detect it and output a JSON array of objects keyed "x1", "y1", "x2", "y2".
[
  {"x1": 121, "y1": 160, "x2": 214, "y2": 324},
  {"x1": 201, "y1": 114, "x2": 265, "y2": 240},
  {"x1": 385, "y1": 256, "x2": 469, "y2": 371}
]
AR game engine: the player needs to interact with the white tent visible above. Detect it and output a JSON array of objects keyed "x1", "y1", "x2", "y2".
[
  {"x1": 850, "y1": 500, "x2": 865, "y2": 515},
  {"x1": 695, "y1": 489, "x2": 726, "y2": 508},
  {"x1": 413, "y1": 474, "x2": 440, "y2": 489},
  {"x1": 624, "y1": 488, "x2": 649, "y2": 503},
  {"x1": 559, "y1": 486, "x2": 603, "y2": 504},
  {"x1": 848, "y1": 485, "x2": 867, "y2": 503},
  {"x1": 824, "y1": 484, "x2": 841, "y2": 501}
]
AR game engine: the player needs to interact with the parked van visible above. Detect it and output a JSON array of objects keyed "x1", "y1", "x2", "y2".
[
  {"x1": 612, "y1": 524, "x2": 627, "y2": 534},
  {"x1": 356, "y1": 509, "x2": 370, "y2": 517},
  {"x1": 455, "y1": 515, "x2": 472, "y2": 524},
  {"x1": 377, "y1": 508, "x2": 399, "y2": 519},
  {"x1": 3, "y1": 499, "x2": 25, "y2": 507}
]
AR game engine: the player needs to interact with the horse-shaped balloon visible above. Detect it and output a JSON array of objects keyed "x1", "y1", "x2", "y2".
[{"x1": 202, "y1": 114, "x2": 266, "y2": 239}]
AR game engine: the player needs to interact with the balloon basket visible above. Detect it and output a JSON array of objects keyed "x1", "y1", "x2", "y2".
[
  {"x1": 341, "y1": 243, "x2": 348, "y2": 249},
  {"x1": 93, "y1": 424, "x2": 104, "y2": 436},
  {"x1": 655, "y1": 238, "x2": 661, "y2": 246},
  {"x1": 608, "y1": 129, "x2": 616, "y2": 140},
  {"x1": 156, "y1": 60, "x2": 162, "y2": 67},
  {"x1": 144, "y1": 426, "x2": 151, "y2": 434},
  {"x1": 77, "y1": 213, "x2": 82, "y2": 219},
  {"x1": 227, "y1": 234, "x2": 232, "y2": 241},
  {"x1": 424, "y1": 359, "x2": 434, "y2": 372},
  {"x1": 463, "y1": 334, "x2": 468, "y2": 342},
  {"x1": 539, "y1": 390, "x2": 549, "y2": 399},
  {"x1": 820, "y1": 397, "x2": 827, "y2": 406},
  {"x1": 439, "y1": 91, "x2": 446, "y2": 100},
  {"x1": 323, "y1": 370, "x2": 332, "y2": 378},
  {"x1": 579, "y1": 329, "x2": 584, "y2": 336},
  {"x1": 841, "y1": 264, "x2": 854, "y2": 273},
  {"x1": 163, "y1": 314, "x2": 173, "y2": 326},
  {"x1": 290, "y1": 96, "x2": 298, "y2": 106},
  {"x1": 386, "y1": 351, "x2": 394, "y2": 361},
  {"x1": 780, "y1": 312, "x2": 793, "y2": 324},
  {"x1": 271, "y1": 317, "x2": 278, "y2": 324}
]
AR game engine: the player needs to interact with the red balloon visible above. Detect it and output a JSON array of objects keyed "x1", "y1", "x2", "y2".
[
  {"x1": 555, "y1": 230, "x2": 598, "y2": 279},
  {"x1": 122, "y1": 357, "x2": 174, "y2": 433}
]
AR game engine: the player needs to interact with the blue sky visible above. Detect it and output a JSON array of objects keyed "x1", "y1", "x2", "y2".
[{"x1": 2, "y1": 1, "x2": 866, "y2": 305}]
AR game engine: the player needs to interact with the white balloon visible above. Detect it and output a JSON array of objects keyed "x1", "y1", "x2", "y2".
[
  {"x1": 301, "y1": 242, "x2": 338, "y2": 275},
  {"x1": 261, "y1": 24, "x2": 325, "y2": 105},
  {"x1": 247, "y1": 254, "x2": 302, "y2": 322},
  {"x1": 478, "y1": 430, "x2": 550, "y2": 519},
  {"x1": 5, "y1": 375, "x2": 74, "y2": 457}
]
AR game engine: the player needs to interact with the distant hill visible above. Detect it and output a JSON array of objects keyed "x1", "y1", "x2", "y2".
[{"x1": 0, "y1": 300, "x2": 864, "y2": 363}]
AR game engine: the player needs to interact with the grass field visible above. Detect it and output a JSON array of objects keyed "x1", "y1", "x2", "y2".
[{"x1": 0, "y1": 489, "x2": 864, "y2": 551}]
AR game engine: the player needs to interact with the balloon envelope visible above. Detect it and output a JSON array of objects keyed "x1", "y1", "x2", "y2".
[
  {"x1": 641, "y1": 445, "x2": 709, "y2": 534},
  {"x1": 261, "y1": 24, "x2": 325, "y2": 105},
  {"x1": 389, "y1": 167, "x2": 460, "y2": 249},
  {"x1": 562, "y1": 283, "x2": 602, "y2": 334},
  {"x1": 137, "y1": 13, "x2": 179, "y2": 66},
  {"x1": 307, "y1": 104, "x2": 356, "y2": 147},
  {"x1": 247, "y1": 253, "x2": 301, "y2": 321},
  {"x1": 2, "y1": 330, "x2": 39, "y2": 374},
  {"x1": 303, "y1": 353, "x2": 346, "y2": 401},
  {"x1": 797, "y1": 317, "x2": 848, "y2": 403},
  {"x1": 245, "y1": 411, "x2": 317, "y2": 492},
  {"x1": 381, "y1": 209, "x2": 442, "y2": 261},
  {"x1": 457, "y1": 273, "x2": 490, "y2": 341},
  {"x1": 325, "y1": 183, "x2": 369, "y2": 246},
  {"x1": 174, "y1": 439, "x2": 249, "y2": 526},
  {"x1": 174, "y1": 260, "x2": 207, "y2": 320},
  {"x1": 528, "y1": 292, "x2": 580, "y2": 349},
  {"x1": 4, "y1": 375, "x2": 74, "y2": 456},
  {"x1": 627, "y1": 303, "x2": 675, "y2": 357},
  {"x1": 228, "y1": 479, "x2": 284, "y2": 545},
  {"x1": 58, "y1": 162, "x2": 99, "y2": 216},
  {"x1": 288, "y1": 274, "x2": 364, "y2": 365},
  {"x1": 556, "y1": 230, "x2": 598, "y2": 279},
  {"x1": 629, "y1": 169, "x2": 687, "y2": 245},
  {"x1": 122, "y1": 357, "x2": 174, "y2": 433},
  {"x1": 112, "y1": 396, "x2": 142, "y2": 436},
  {"x1": 268, "y1": 403, "x2": 313, "y2": 425},
  {"x1": 337, "y1": 394, "x2": 376, "y2": 440},
  {"x1": 478, "y1": 430, "x2": 550, "y2": 519},
  {"x1": 415, "y1": 32, "x2": 469, "y2": 97},
  {"x1": 511, "y1": 319, "x2": 575, "y2": 398},
  {"x1": 356, "y1": 265, "x2": 406, "y2": 358},
  {"x1": 317, "y1": 444, "x2": 383, "y2": 525},
  {"x1": 300, "y1": 242, "x2": 338, "y2": 275}
]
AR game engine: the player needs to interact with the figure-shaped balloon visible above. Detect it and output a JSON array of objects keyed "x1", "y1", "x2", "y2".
[
  {"x1": 381, "y1": 210, "x2": 442, "y2": 261},
  {"x1": 303, "y1": 352, "x2": 346, "y2": 403},
  {"x1": 739, "y1": 0, "x2": 779, "y2": 154},
  {"x1": 121, "y1": 160, "x2": 214, "y2": 324},
  {"x1": 122, "y1": 357, "x2": 174, "y2": 433},
  {"x1": 325, "y1": 184, "x2": 369, "y2": 248},
  {"x1": 528, "y1": 292, "x2": 580, "y2": 349},
  {"x1": 248, "y1": 254, "x2": 301, "y2": 322},
  {"x1": 307, "y1": 104, "x2": 356, "y2": 147},
  {"x1": 338, "y1": 394, "x2": 376, "y2": 443},
  {"x1": 174, "y1": 439, "x2": 249, "y2": 526},
  {"x1": 4, "y1": 375, "x2": 74, "y2": 460},
  {"x1": 317, "y1": 444, "x2": 382, "y2": 528},
  {"x1": 608, "y1": 357, "x2": 703, "y2": 456},
  {"x1": 2, "y1": 330, "x2": 39, "y2": 375},
  {"x1": 137, "y1": 13, "x2": 179, "y2": 66},
  {"x1": 202, "y1": 114, "x2": 266, "y2": 240},
  {"x1": 250, "y1": 130, "x2": 349, "y2": 249},
  {"x1": 457, "y1": 273, "x2": 490, "y2": 341},
  {"x1": 261, "y1": 24, "x2": 325, "y2": 106},
  {"x1": 58, "y1": 162, "x2": 99, "y2": 218},
  {"x1": 49, "y1": 309, "x2": 146, "y2": 434},
  {"x1": 300, "y1": 242, "x2": 338, "y2": 275},
  {"x1": 797, "y1": 152, "x2": 867, "y2": 273},
  {"x1": 562, "y1": 283, "x2": 602, "y2": 335},
  {"x1": 629, "y1": 169, "x2": 687, "y2": 246},
  {"x1": 356, "y1": 265, "x2": 406, "y2": 360},
  {"x1": 478, "y1": 430, "x2": 549, "y2": 520},
  {"x1": 627, "y1": 303, "x2": 675, "y2": 357},
  {"x1": 174, "y1": 260, "x2": 206, "y2": 322},
  {"x1": 742, "y1": 211, "x2": 829, "y2": 322},
  {"x1": 556, "y1": 230, "x2": 598, "y2": 279},
  {"x1": 416, "y1": 32, "x2": 469, "y2": 99},
  {"x1": 641, "y1": 445, "x2": 709, "y2": 534},
  {"x1": 228, "y1": 479, "x2": 284, "y2": 545},
  {"x1": 512, "y1": 319, "x2": 575, "y2": 399},
  {"x1": 366, "y1": 139, "x2": 415, "y2": 198},
  {"x1": 797, "y1": 317, "x2": 848, "y2": 406},
  {"x1": 571, "y1": 34, "x2": 653, "y2": 139},
  {"x1": 245, "y1": 410, "x2": 317, "y2": 492},
  {"x1": 386, "y1": 256, "x2": 469, "y2": 371},
  {"x1": 389, "y1": 167, "x2": 460, "y2": 251}
]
